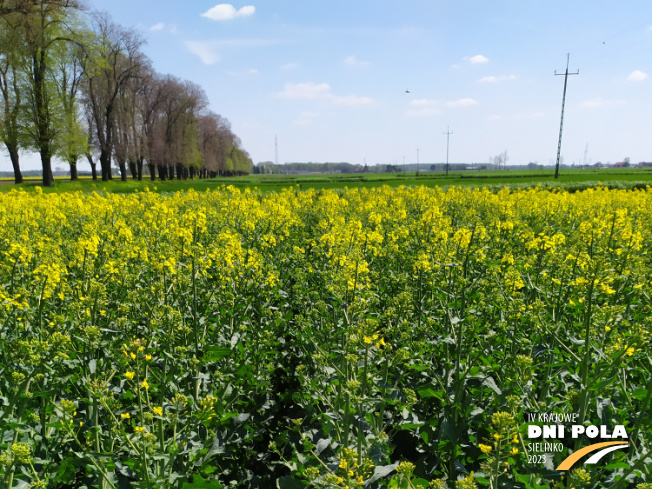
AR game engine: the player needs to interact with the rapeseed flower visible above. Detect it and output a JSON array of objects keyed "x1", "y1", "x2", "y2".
[{"x1": 479, "y1": 444, "x2": 492, "y2": 454}]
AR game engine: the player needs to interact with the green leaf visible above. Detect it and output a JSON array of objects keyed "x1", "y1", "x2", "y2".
[
  {"x1": 366, "y1": 463, "x2": 399, "y2": 485},
  {"x1": 411, "y1": 478, "x2": 429, "y2": 487},
  {"x1": 276, "y1": 475, "x2": 305, "y2": 489},
  {"x1": 632, "y1": 388, "x2": 648, "y2": 401},
  {"x1": 408, "y1": 364, "x2": 428, "y2": 371},
  {"x1": 418, "y1": 388, "x2": 442, "y2": 399},
  {"x1": 204, "y1": 346, "x2": 231, "y2": 361},
  {"x1": 315, "y1": 438, "x2": 330, "y2": 455},
  {"x1": 481, "y1": 376, "x2": 502, "y2": 395},
  {"x1": 183, "y1": 474, "x2": 223, "y2": 489}
]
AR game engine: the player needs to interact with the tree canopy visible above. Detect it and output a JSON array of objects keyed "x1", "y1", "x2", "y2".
[{"x1": 0, "y1": 1, "x2": 252, "y2": 185}]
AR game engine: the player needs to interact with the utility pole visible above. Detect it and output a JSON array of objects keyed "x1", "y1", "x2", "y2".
[
  {"x1": 444, "y1": 126, "x2": 453, "y2": 176},
  {"x1": 554, "y1": 54, "x2": 579, "y2": 179},
  {"x1": 583, "y1": 143, "x2": 589, "y2": 167}
]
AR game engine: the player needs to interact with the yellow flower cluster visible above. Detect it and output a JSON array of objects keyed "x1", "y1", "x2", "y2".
[{"x1": 0, "y1": 184, "x2": 650, "y2": 487}]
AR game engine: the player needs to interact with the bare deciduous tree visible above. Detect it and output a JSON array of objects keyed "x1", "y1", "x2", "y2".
[{"x1": 80, "y1": 12, "x2": 145, "y2": 181}]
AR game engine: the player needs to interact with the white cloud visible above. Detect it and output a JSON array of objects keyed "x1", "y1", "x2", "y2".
[
  {"x1": 479, "y1": 75, "x2": 516, "y2": 83},
  {"x1": 627, "y1": 70, "x2": 648, "y2": 82},
  {"x1": 581, "y1": 97, "x2": 625, "y2": 108},
  {"x1": 467, "y1": 54, "x2": 489, "y2": 64},
  {"x1": 447, "y1": 98, "x2": 478, "y2": 107},
  {"x1": 185, "y1": 39, "x2": 283, "y2": 64},
  {"x1": 280, "y1": 62, "x2": 298, "y2": 70},
  {"x1": 238, "y1": 5, "x2": 255, "y2": 16},
  {"x1": 201, "y1": 4, "x2": 255, "y2": 20},
  {"x1": 150, "y1": 22, "x2": 178, "y2": 33},
  {"x1": 344, "y1": 55, "x2": 371, "y2": 67},
  {"x1": 276, "y1": 82, "x2": 373, "y2": 106},
  {"x1": 185, "y1": 41, "x2": 221, "y2": 64}
]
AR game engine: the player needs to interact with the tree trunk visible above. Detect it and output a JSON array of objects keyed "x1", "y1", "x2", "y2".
[
  {"x1": 7, "y1": 146, "x2": 22, "y2": 184},
  {"x1": 100, "y1": 149, "x2": 112, "y2": 182},
  {"x1": 33, "y1": 50, "x2": 53, "y2": 188},
  {"x1": 119, "y1": 160, "x2": 127, "y2": 181},
  {"x1": 168, "y1": 164, "x2": 175, "y2": 180},
  {"x1": 129, "y1": 160, "x2": 137, "y2": 180},
  {"x1": 137, "y1": 158, "x2": 144, "y2": 181},
  {"x1": 176, "y1": 163, "x2": 183, "y2": 180},
  {"x1": 41, "y1": 153, "x2": 54, "y2": 187},
  {"x1": 148, "y1": 162, "x2": 156, "y2": 181},
  {"x1": 86, "y1": 154, "x2": 98, "y2": 181},
  {"x1": 69, "y1": 162, "x2": 78, "y2": 181},
  {"x1": 189, "y1": 167, "x2": 195, "y2": 179},
  {"x1": 157, "y1": 165, "x2": 166, "y2": 181}
]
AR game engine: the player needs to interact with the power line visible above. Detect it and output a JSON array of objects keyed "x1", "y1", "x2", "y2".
[{"x1": 554, "y1": 54, "x2": 579, "y2": 179}]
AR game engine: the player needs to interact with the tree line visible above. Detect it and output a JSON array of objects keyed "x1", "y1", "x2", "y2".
[
  {"x1": 0, "y1": 0, "x2": 252, "y2": 186},
  {"x1": 254, "y1": 162, "x2": 365, "y2": 174}
]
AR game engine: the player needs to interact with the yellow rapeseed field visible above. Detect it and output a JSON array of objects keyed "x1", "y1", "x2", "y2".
[{"x1": 0, "y1": 185, "x2": 650, "y2": 489}]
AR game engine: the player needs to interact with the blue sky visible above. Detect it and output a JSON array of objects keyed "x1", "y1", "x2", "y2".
[{"x1": 4, "y1": 1, "x2": 652, "y2": 171}]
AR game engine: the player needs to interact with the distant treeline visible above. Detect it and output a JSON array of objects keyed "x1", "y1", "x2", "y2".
[
  {"x1": 253, "y1": 161, "x2": 652, "y2": 175},
  {"x1": 254, "y1": 162, "x2": 366, "y2": 174},
  {"x1": 253, "y1": 161, "x2": 592, "y2": 174},
  {"x1": 0, "y1": 1, "x2": 252, "y2": 186}
]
